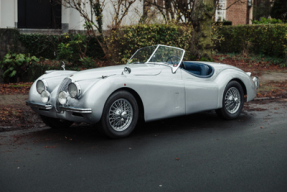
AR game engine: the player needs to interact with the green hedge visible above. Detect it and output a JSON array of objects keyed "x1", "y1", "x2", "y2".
[
  {"x1": 0, "y1": 29, "x2": 105, "y2": 61},
  {"x1": 108, "y1": 24, "x2": 193, "y2": 64},
  {"x1": 19, "y1": 33, "x2": 105, "y2": 60},
  {"x1": 218, "y1": 24, "x2": 287, "y2": 57}
]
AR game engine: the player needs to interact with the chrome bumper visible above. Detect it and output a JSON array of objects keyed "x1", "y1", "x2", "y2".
[
  {"x1": 26, "y1": 101, "x2": 92, "y2": 114},
  {"x1": 26, "y1": 101, "x2": 52, "y2": 110},
  {"x1": 252, "y1": 76, "x2": 259, "y2": 89},
  {"x1": 59, "y1": 106, "x2": 92, "y2": 114}
]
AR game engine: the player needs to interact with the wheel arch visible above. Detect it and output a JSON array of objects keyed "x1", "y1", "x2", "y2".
[
  {"x1": 230, "y1": 78, "x2": 247, "y2": 96},
  {"x1": 109, "y1": 87, "x2": 145, "y2": 122},
  {"x1": 215, "y1": 69, "x2": 251, "y2": 107}
]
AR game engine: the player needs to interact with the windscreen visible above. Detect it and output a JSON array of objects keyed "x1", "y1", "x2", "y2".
[
  {"x1": 127, "y1": 45, "x2": 184, "y2": 66},
  {"x1": 149, "y1": 46, "x2": 184, "y2": 66},
  {"x1": 127, "y1": 46, "x2": 157, "y2": 64}
]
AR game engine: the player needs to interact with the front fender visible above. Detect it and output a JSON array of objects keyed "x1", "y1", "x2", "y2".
[{"x1": 82, "y1": 76, "x2": 130, "y2": 123}]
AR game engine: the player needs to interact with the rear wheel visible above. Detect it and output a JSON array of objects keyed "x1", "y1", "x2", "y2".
[
  {"x1": 216, "y1": 81, "x2": 244, "y2": 120},
  {"x1": 40, "y1": 115, "x2": 74, "y2": 129},
  {"x1": 101, "y1": 91, "x2": 139, "y2": 138}
]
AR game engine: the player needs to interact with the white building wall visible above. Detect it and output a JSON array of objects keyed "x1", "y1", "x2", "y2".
[
  {"x1": 14, "y1": 0, "x2": 17, "y2": 27},
  {"x1": 69, "y1": 7, "x2": 85, "y2": 30},
  {"x1": 0, "y1": 0, "x2": 144, "y2": 31},
  {"x1": 62, "y1": 6, "x2": 69, "y2": 24},
  {"x1": 102, "y1": 0, "x2": 143, "y2": 30},
  {"x1": 0, "y1": 0, "x2": 2, "y2": 28},
  {"x1": 0, "y1": 0, "x2": 16, "y2": 28}
]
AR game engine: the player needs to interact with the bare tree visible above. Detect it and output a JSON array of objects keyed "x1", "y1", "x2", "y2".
[
  {"x1": 109, "y1": 0, "x2": 137, "y2": 28},
  {"x1": 142, "y1": 0, "x2": 249, "y2": 59},
  {"x1": 56, "y1": 0, "x2": 137, "y2": 58},
  {"x1": 144, "y1": 0, "x2": 248, "y2": 25}
]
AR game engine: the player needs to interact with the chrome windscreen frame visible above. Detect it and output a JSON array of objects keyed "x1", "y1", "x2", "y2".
[{"x1": 127, "y1": 44, "x2": 185, "y2": 74}]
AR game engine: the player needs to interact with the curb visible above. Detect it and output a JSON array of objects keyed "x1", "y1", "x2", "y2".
[
  {"x1": 0, "y1": 126, "x2": 23, "y2": 132},
  {"x1": 0, "y1": 124, "x2": 47, "y2": 132},
  {"x1": 254, "y1": 97, "x2": 283, "y2": 101}
]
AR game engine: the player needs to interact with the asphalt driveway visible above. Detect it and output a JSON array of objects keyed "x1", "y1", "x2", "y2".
[{"x1": 0, "y1": 99, "x2": 287, "y2": 192}]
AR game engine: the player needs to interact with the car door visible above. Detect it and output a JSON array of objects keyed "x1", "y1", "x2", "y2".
[
  {"x1": 137, "y1": 66, "x2": 185, "y2": 121},
  {"x1": 181, "y1": 69, "x2": 219, "y2": 115}
]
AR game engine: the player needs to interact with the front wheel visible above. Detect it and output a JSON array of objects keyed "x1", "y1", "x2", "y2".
[
  {"x1": 101, "y1": 91, "x2": 139, "y2": 138},
  {"x1": 216, "y1": 81, "x2": 244, "y2": 120},
  {"x1": 40, "y1": 115, "x2": 74, "y2": 129}
]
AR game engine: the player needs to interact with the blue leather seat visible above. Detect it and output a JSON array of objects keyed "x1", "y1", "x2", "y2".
[{"x1": 182, "y1": 62, "x2": 213, "y2": 77}]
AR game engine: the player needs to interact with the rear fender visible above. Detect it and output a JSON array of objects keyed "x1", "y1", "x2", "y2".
[{"x1": 214, "y1": 69, "x2": 256, "y2": 108}]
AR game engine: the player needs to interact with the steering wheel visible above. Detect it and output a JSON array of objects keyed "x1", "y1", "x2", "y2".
[{"x1": 166, "y1": 56, "x2": 181, "y2": 65}]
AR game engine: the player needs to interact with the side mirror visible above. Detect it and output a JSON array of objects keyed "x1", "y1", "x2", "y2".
[{"x1": 122, "y1": 67, "x2": 131, "y2": 75}]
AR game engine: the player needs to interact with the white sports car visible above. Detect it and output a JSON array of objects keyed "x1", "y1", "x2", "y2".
[{"x1": 26, "y1": 45, "x2": 259, "y2": 138}]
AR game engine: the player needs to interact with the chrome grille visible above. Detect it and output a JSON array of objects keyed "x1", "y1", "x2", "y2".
[{"x1": 56, "y1": 78, "x2": 71, "y2": 112}]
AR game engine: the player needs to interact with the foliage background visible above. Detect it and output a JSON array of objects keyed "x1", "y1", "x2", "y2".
[
  {"x1": 217, "y1": 24, "x2": 287, "y2": 57},
  {"x1": 107, "y1": 24, "x2": 193, "y2": 64},
  {"x1": 1, "y1": 22, "x2": 287, "y2": 83}
]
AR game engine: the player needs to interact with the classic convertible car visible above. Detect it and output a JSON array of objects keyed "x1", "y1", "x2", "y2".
[{"x1": 26, "y1": 45, "x2": 259, "y2": 138}]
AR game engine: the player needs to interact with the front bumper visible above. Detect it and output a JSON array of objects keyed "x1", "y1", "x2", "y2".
[
  {"x1": 26, "y1": 101, "x2": 92, "y2": 114},
  {"x1": 59, "y1": 106, "x2": 92, "y2": 114},
  {"x1": 26, "y1": 101, "x2": 52, "y2": 110}
]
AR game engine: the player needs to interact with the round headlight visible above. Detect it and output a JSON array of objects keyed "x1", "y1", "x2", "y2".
[
  {"x1": 68, "y1": 82, "x2": 81, "y2": 98},
  {"x1": 58, "y1": 91, "x2": 68, "y2": 105},
  {"x1": 41, "y1": 90, "x2": 50, "y2": 103},
  {"x1": 36, "y1": 80, "x2": 46, "y2": 94}
]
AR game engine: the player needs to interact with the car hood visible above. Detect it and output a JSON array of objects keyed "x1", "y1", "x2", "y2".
[{"x1": 70, "y1": 64, "x2": 162, "y2": 82}]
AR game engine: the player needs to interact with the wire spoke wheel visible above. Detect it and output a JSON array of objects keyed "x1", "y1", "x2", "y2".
[
  {"x1": 224, "y1": 87, "x2": 241, "y2": 114},
  {"x1": 101, "y1": 91, "x2": 139, "y2": 138},
  {"x1": 108, "y1": 99, "x2": 133, "y2": 132},
  {"x1": 216, "y1": 81, "x2": 244, "y2": 120}
]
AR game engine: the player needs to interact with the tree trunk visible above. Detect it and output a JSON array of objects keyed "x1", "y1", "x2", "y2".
[{"x1": 197, "y1": 0, "x2": 214, "y2": 60}]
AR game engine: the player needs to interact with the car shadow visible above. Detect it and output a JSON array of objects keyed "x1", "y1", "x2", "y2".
[{"x1": 24, "y1": 110, "x2": 253, "y2": 148}]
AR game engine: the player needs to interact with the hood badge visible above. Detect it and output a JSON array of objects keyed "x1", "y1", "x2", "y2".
[
  {"x1": 70, "y1": 75, "x2": 73, "y2": 77},
  {"x1": 61, "y1": 61, "x2": 66, "y2": 71}
]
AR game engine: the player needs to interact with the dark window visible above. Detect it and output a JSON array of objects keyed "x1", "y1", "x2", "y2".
[{"x1": 18, "y1": 0, "x2": 61, "y2": 29}]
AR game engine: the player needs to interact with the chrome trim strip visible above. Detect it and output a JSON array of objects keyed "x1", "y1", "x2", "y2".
[
  {"x1": 59, "y1": 106, "x2": 92, "y2": 114},
  {"x1": 146, "y1": 44, "x2": 160, "y2": 63},
  {"x1": 26, "y1": 101, "x2": 52, "y2": 110}
]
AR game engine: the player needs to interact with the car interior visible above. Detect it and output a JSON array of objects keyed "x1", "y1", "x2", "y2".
[{"x1": 180, "y1": 62, "x2": 214, "y2": 78}]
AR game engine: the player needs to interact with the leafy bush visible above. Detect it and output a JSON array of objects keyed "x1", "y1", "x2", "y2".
[
  {"x1": 79, "y1": 56, "x2": 98, "y2": 69},
  {"x1": 16, "y1": 32, "x2": 105, "y2": 61},
  {"x1": 0, "y1": 52, "x2": 105, "y2": 82},
  {"x1": 0, "y1": 53, "x2": 39, "y2": 82},
  {"x1": 107, "y1": 24, "x2": 193, "y2": 64},
  {"x1": 57, "y1": 33, "x2": 88, "y2": 62},
  {"x1": 217, "y1": 24, "x2": 287, "y2": 58},
  {"x1": 252, "y1": 17, "x2": 283, "y2": 24}
]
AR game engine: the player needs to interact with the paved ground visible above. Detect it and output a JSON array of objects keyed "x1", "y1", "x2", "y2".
[
  {"x1": 0, "y1": 99, "x2": 287, "y2": 192},
  {"x1": 259, "y1": 71, "x2": 287, "y2": 83},
  {"x1": 0, "y1": 95, "x2": 28, "y2": 105}
]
